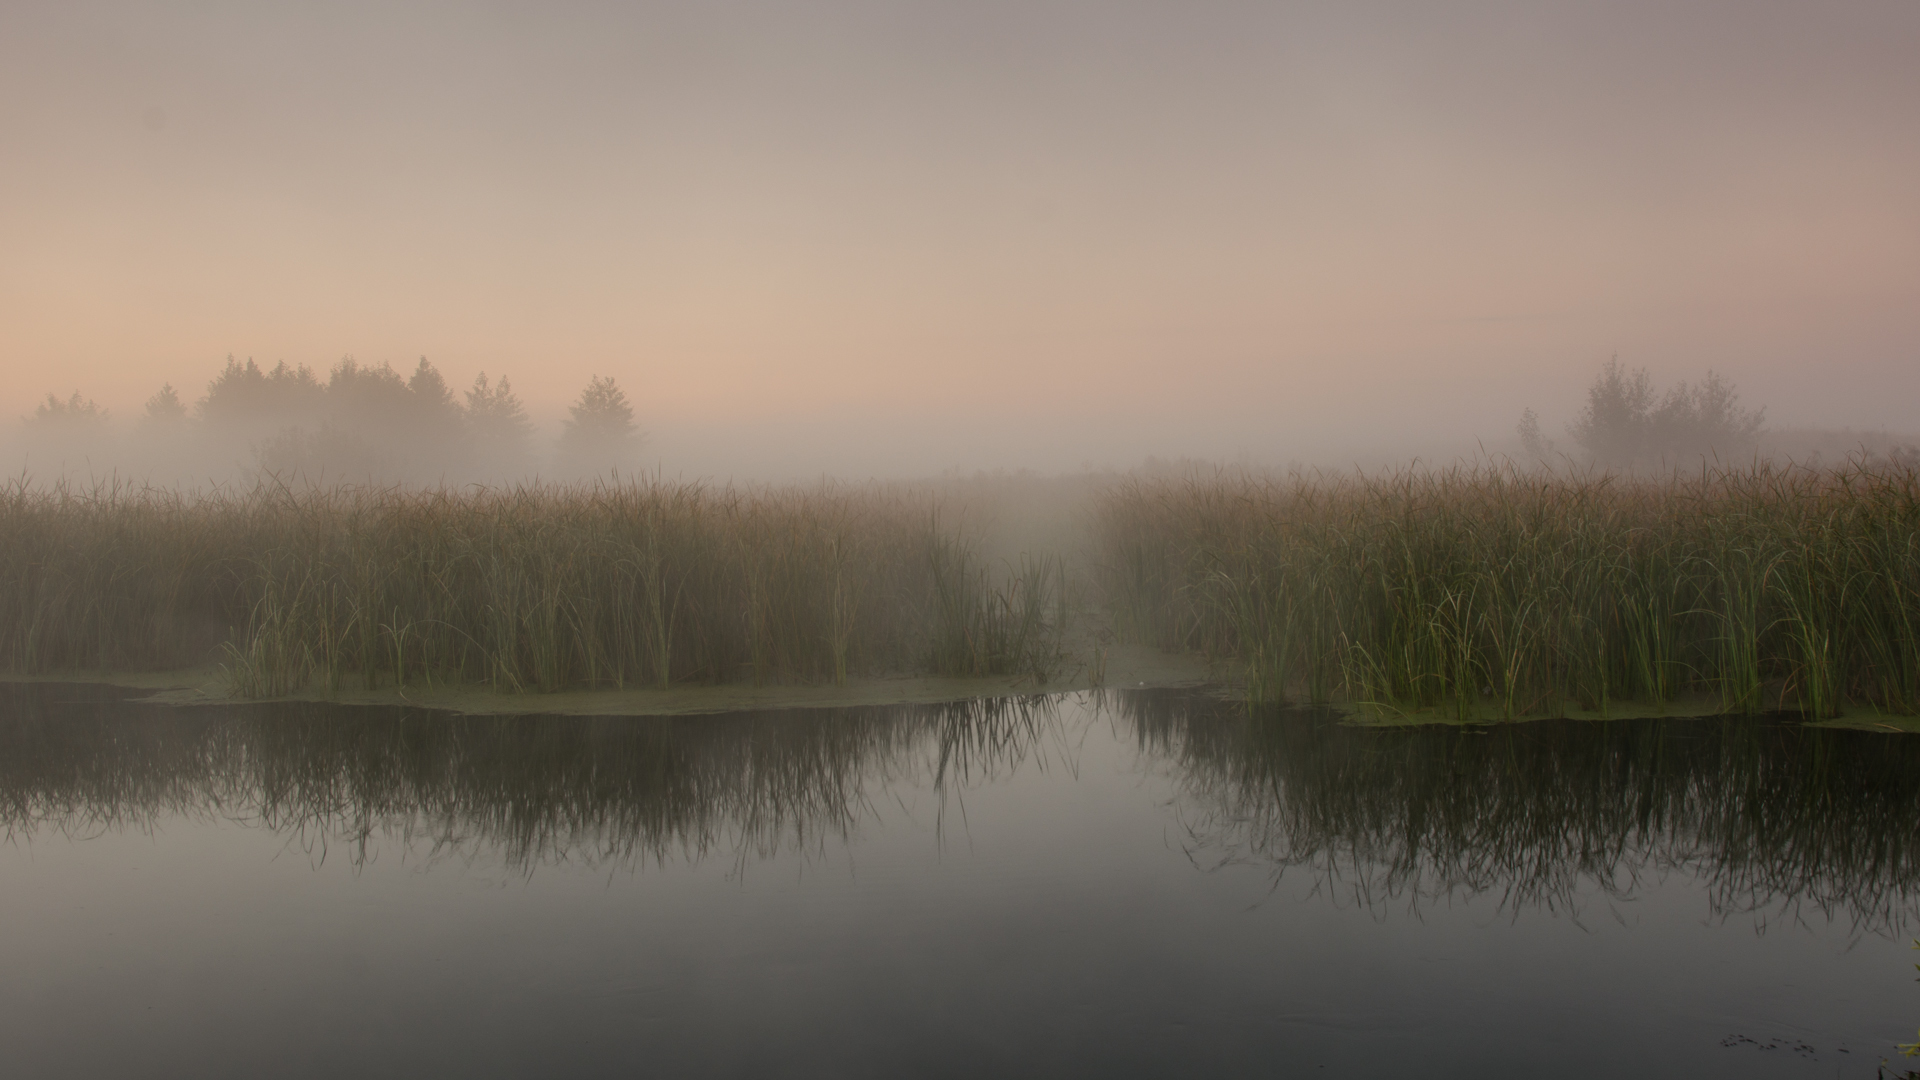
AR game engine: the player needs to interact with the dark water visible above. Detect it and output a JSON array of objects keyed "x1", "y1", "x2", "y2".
[{"x1": 3, "y1": 684, "x2": 1918, "y2": 1079}]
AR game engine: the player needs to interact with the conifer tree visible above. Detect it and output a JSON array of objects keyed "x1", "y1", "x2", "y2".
[
  {"x1": 465, "y1": 372, "x2": 533, "y2": 446},
  {"x1": 144, "y1": 383, "x2": 187, "y2": 422},
  {"x1": 30, "y1": 391, "x2": 107, "y2": 425},
  {"x1": 556, "y1": 374, "x2": 640, "y2": 472}
]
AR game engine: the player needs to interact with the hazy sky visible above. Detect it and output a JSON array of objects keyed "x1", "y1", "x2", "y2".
[{"x1": 4, "y1": 0, "x2": 1916, "y2": 475}]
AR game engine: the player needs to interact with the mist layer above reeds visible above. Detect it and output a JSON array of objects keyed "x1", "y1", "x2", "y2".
[
  {"x1": 1095, "y1": 460, "x2": 1920, "y2": 717},
  {"x1": 1122, "y1": 690, "x2": 1920, "y2": 931},
  {"x1": 0, "y1": 479, "x2": 1067, "y2": 695}
]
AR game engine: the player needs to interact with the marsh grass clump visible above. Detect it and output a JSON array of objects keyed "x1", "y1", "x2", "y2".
[
  {"x1": 0, "y1": 478, "x2": 252, "y2": 672},
  {"x1": 0, "y1": 478, "x2": 1070, "y2": 696},
  {"x1": 1094, "y1": 459, "x2": 1920, "y2": 717}
]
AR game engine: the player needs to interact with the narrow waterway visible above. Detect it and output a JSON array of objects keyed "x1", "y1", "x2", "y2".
[{"x1": 2, "y1": 683, "x2": 1915, "y2": 1078}]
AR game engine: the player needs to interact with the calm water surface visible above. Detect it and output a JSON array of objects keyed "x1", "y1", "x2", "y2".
[{"x1": 3, "y1": 683, "x2": 1917, "y2": 1079}]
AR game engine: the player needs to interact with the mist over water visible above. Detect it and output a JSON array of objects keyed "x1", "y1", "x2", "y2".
[{"x1": 6, "y1": 5, "x2": 1919, "y2": 1075}]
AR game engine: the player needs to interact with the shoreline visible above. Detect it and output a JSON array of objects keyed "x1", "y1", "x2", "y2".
[
  {"x1": 5, "y1": 650, "x2": 1914, "y2": 731},
  {"x1": 0, "y1": 644, "x2": 1221, "y2": 717}
]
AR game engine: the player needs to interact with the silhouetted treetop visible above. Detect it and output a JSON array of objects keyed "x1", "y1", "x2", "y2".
[
  {"x1": 198, "y1": 357, "x2": 324, "y2": 425},
  {"x1": 564, "y1": 375, "x2": 635, "y2": 438},
  {"x1": 29, "y1": 392, "x2": 107, "y2": 426},
  {"x1": 143, "y1": 384, "x2": 188, "y2": 425},
  {"x1": 465, "y1": 372, "x2": 532, "y2": 444},
  {"x1": 1516, "y1": 408, "x2": 1553, "y2": 460},
  {"x1": 555, "y1": 374, "x2": 641, "y2": 473},
  {"x1": 407, "y1": 356, "x2": 458, "y2": 414},
  {"x1": 1646, "y1": 371, "x2": 1765, "y2": 456},
  {"x1": 320, "y1": 357, "x2": 466, "y2": 433},
  {"x1": 1568, "y1": 358, "x2": 1654, "y2": 465},
  {"x1": 325, "y1": 358, "x2": 410, "y2": 423},
  {"x1": 14, "y1": 352, "x2": 649, "y2": 484},
  {"x1": 1530, "y1": 358, "x2": 1766, "y2": 468}
]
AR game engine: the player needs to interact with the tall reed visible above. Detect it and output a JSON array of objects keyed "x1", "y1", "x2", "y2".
[
  {"x1": 0, "y1": 478, "x2": 1070, "y2": 695},
  {"x1": 1093, "y1": 460, "x2": 1920, "y2": 716}
]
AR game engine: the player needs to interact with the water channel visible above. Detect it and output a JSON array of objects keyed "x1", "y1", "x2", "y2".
[{"x1": 2, "y1": 682, "x2": 1916, "y2": 1078}]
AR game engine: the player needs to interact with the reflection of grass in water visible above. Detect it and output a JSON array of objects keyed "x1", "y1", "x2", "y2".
[
  {"x1": 1118, "y1": 690, "x2": 1920, "y2": 933},
  {"x1": 1094, "y1": 459, "x2": 1920, "y2": 718},
  {"x1": 0, "y1": 479, "x2": 1069, "y2": 696},
  {"x1": 0, "y1": 684, "x2": 1060, "y2": 875},
  {"x1": 12, "y1": 680, "x2": 1917, "y2": 938}
]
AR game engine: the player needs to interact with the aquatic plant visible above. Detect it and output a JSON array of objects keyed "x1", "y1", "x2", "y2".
[
  {"x1": 0, "y1": 477, "x2": 1070, "y2": 694},
  {"x1": 1094, "y1": 459, "x2": 1920, "y2": 717}
]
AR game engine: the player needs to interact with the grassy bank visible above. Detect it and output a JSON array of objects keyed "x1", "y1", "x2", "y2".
[
  {"x1": 1094, "y1": 460, "x2": 1920, "y2": 718},
  {"x1": 0, "y1": 479, "x2": 1070, "y2": 696}
]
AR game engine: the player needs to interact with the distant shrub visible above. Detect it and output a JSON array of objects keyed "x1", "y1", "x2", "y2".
[{"x1": 1560, "y1": 358, "x2": 1765, "y2": 466}]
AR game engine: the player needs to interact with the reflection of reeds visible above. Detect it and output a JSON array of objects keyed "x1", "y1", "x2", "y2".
[
  {"x1": 0, "y1": 479, "x2": 1069, "y2": 694},
  {"x1": 12, "y1": 682, "x2": 1910, "y2": 933},
  {"x1": 0, "y1": 684, "x2": 1060, "y2": 872},
  {"x1": 1094, "y1": 460, "x2": 1920, "y2": 716},
  {"x1": 1119, "y1": 690, "x2": 1920, "y2": 931}
]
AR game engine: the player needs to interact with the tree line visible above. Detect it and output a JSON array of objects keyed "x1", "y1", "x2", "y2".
[
  {"x1": 1518, "y1": 358, "x2": 1766, "y2": 468},
  {"x1": 22, "y1": 357, "x2": 642, "y2": 482}
]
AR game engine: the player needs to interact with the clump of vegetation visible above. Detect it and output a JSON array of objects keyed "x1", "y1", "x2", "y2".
[
  {"x1": 463, "y1": 372, "x2": 535, "y2": 474},
  {"x1": 8, "y1": 454, "x2": 1914, "y2": 717},
  {"x1": 219, "y1": 355, "x2": 540, "y2": 480},
  {"x1": 553, "y1": 374, "x2": 640, "y2": 477},
  {"x1": 16, "y1": 355, "x2": 649, "y2": 485},
  {"x1": 31, "y1": 392, "x2": 109, "y2": 426},
  {"x1": 1519, "y1": 357, "x2": 1766, "y2": 467},
  {"x1": 0, "y1": 478, "x2": 1069, "y2": 695},
  {"x1": 1093, "y1": 458, "x2": 1920, "y2": 717}
]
